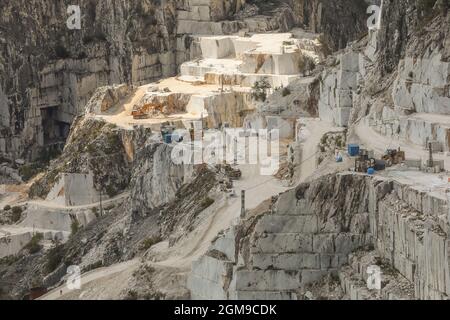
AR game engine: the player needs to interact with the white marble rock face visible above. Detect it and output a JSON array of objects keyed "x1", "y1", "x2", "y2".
[
  {"x1": 392, "y1": 56, "x2": 450, "y2": 115},
  {"x1": 188, "y1": 172, "x2": 450, "y2": 300}
]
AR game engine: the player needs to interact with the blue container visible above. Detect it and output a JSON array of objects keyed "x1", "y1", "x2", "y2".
[
  {"x1": 348, "y1": 144, "x2": 360, "y2": 157},
  {"x1": 367, "y1": 168, "x2": 375, "y2": 175},
  {"x1": 163, "y1": 133, "x2": 172, "y2": 144}
]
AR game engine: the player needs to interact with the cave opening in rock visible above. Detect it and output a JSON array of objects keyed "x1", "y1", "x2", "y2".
[{"x1": 40, "y1": 107, "x2": 71, "y2": 146}]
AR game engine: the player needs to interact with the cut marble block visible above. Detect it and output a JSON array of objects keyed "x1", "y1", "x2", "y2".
[
  {"x1": 239, "y1": 51, "x2": 304, "y2": 75},
  {"x1": 180, "y1": 59, "x2": 241, "y2": 78},
  {"x1": 318, "y1": 50, "x2": 361, "y2": 126},
  {"x1": 200, "y1": 36, "x2": 238, "y2": 59},
  {"x1": 232, "y1": 38, "x2": 259, "y2": 58}
]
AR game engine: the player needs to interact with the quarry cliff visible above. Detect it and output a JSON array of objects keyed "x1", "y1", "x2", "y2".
[{"x1": 0, "y1": 0, "x2": 449, "y2": 301}]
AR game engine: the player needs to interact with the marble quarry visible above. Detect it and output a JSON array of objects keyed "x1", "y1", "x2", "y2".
[
  {"x1": 392, "y1": 56, "x2": 450, "y2": 116},
  {"x1": 318, "y1": 51, "x2": 365, "y2": 127},
  {"x1": 180, "y1": 32, "x2": 323, "y2": 88},
  {"x1": 188, "y1": 171, "x2": 450, "y2": 300}
]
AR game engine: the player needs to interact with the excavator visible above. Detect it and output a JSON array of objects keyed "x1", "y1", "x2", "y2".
[
  {"x1": 354, "y1": 148, "x2": 405, "y2": 173},
  {"x1": 382, "y1": 148, "x2": 405, "y2": 167}
]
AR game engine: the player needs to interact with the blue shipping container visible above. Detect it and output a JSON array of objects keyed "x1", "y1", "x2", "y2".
[
  {"x1": 163, "y1": 134, "x2": 172, "y2": 144},
  {"x1": 348, "y1": 144, "x2": 360, "y2": 157}
]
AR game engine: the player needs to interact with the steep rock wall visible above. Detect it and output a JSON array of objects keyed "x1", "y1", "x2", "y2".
[
  {"x1": 0, "y1": 0, "x2": 374, "y2": 160},
  {"x1": 130, "y1": 142, "x2": 194, "y2": 215},
  {"x1": 188, "y1": 172, "x2": 450, "y2": 300},
  {"x1": 291, "y1": 0, "x2": 370, "y2": 51},
  {"x1": 0, "y1": 0, "x2": 179, "y2": 160}
]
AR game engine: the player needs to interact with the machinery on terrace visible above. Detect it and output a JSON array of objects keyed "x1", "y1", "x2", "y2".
[
  {"x1": 382, "y1": 148, "x2": 406, "y2": 167},
  {"x1": 349, "y1": 144, "x2": 407, "y2": 173}
]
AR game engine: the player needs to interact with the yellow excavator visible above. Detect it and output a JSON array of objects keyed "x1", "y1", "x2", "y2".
[{"x1": 382, "y1": 148, "x2": 405, "y2": 167}]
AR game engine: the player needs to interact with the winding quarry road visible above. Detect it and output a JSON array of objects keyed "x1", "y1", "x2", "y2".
[
  {"x1": 35, "y1": 118, "x2": 336, "y2": 300},
  {"x1": 22, "y1": 192, "x2": 130, "y2": 210},
  {"x1": 39, "y1": 259, "x2": 139, "y2": 300},
  {"x1": 38, "y1": 163, "x2": 288, "y2": 300}
]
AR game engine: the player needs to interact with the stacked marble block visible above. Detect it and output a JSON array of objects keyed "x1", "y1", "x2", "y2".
[
  {"x1": 188, "y1": 227, "x2": 237, "y2": 300},
  {"x1": 189, "y1": 172, "x2": 450, "y2": 300},
  {"x1": 175, "y1": 0, "x2": 244, "y2": 67},
  {"x1": 188, "y1": 184, "x2": 372, "y2": 300},
  {"x1": 176, "y1": 0, "x2": 244, "y2": 35},
  {"x1": 318, "y1": 51, "x2": 363, "y2": 127},
  {"x1": 375, "y1": 179, "x2": 450, "y2": 300},
  {"x1": 180, "y1": 34, "x2": 321, "y2": 88}
]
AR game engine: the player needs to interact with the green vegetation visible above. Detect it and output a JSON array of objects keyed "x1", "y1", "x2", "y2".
[
  {"x1": 282, "y1": 87, "x2": 291, "y2": 97},
  {"x1": 44, "y1": 244, "x2": 65, "y2": 274},
  {"x1": 24, "y1": 233, "x2": 44, "y2": 254},
  {"x1": 251, "y1": 79, "x2": 271, "y2": 102},
  {"x1": 418, "y1": 0, "x2": 437, "y2": 17},
  {"x1": 124, "y1": 290, "x2": 138, "y2": 300},
  {"x1": 317, "y1": 34, "x2": 332, "y2": 57},
  {"x1": 416, "y1": 0, "x2": 441, "y2": 31},
  {"x1": 0, "y1": 254, "x2": 20, "y2": 266},
  {"x1": 18, "y1": 147, "x2": 62, "y2": 181},
  {"x1": 91, "y1": 206, "x2": 99, "y2": 218},
  {"x1": 83, "y1": 260, "x2": 103, "y2": 272},
  {"x1": 10, "y1": 206, "x2": 22, "y2": 223},
  {"x1": 298, "y1": 54, "x2": 316, "y2": 75},
  {"x1": 105, "y1": 184, "x2": 117, "y2": 198},
  {"x1": 139, "y1": 236, "x2": 162, "y2": 251},
  {"x1": 37, "y1": 147, "x2": 62, "y2": 165},
  {"x1": 54, "y1": 44, "x2": 70, "y2": 59},
  {"x1": 71, "y1": 220, "x2": 81, "y2": 235},
  {"x1": 201, "y1": 197, "x2": 215, "y2": 210}
]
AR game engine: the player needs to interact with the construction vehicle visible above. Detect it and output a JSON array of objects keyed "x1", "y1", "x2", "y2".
[
  {"x1": 218, "y1": 163, "x2": 242, "y2": 180},
  {"x1": 382, "y1": 148, "x2": 405, "y2": 167},
  {"x1": 354, "y1": 149, "x2": 379, "y2": 173},
  {"x1": 131, "y1": 108, "x2": 150, "y2": 119}
]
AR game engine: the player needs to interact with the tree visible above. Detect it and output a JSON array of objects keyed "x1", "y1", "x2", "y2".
[{"x1": 251, "y1": 79, "x2": 271, "y2": 102}]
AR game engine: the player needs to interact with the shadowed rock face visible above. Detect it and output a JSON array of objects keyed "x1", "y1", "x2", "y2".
[
  {"x1": 376, "y1": 0, "x2": 449, "y2": 75},
  {"x1": 291, "y1": 0, "x2": 369, "y2": 50},
  {"x1": 0, "y1": 0, "x2": 371, "y2": 161},
  {"x1": 0, "y1": 0, "x2": 179, "y2": 160}
]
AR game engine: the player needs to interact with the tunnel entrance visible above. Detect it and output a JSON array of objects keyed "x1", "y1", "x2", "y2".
[{"x1": 40, "y1": 107, "x2": 71, "y2": 146}]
